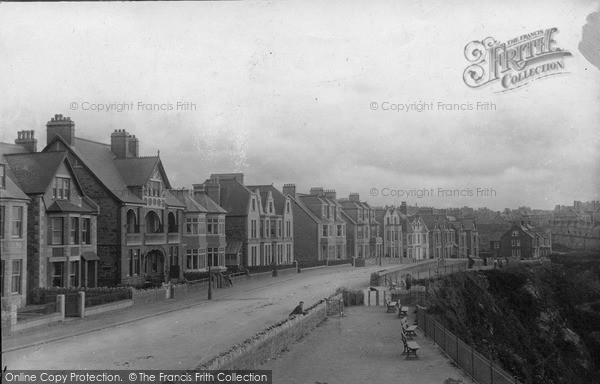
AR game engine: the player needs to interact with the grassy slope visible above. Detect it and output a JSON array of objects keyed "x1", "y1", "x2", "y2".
[{"x1": 425, "y1": 254, "x2": 600, "y2": 384}]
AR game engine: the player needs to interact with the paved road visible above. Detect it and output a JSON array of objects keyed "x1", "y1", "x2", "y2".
[{"x1": 4, "y1": 264, "x2": 390, "y2": 370}]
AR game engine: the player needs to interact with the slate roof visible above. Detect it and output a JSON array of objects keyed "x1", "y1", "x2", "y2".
[
  {"x1": 47, "y1": 200, "x2": 95, "y2": 213},
  {"x1": 191, "y1": 192, "x2": 227, "y2": 214},
  {"x1": 0, "y1": 169, "x2": 29, "y2": 201},
  {"x1": 114, "y1": 157, "x2": 160, "y2": 186},
  {"x1": 4, "y1": 151, "x2": 68, "y2": 194},
  {"x1": 247, "y1": 185, "x2": 287, "y2": 214},
  {"x1": 65, "y1": 137, "x2": 144, "y2": 204},
  {"x1": 218, "y1": 178, "x2": 253, "y2": 216},
  {"x1": 43, "y1": 136, "x2": 173, "y2": 205},
  {"x1": 172, "y1": 190, "x2": 209, "y2": 213}
]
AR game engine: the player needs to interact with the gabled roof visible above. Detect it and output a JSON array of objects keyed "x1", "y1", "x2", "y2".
[
  {"x1": 290, "y1": 194, "x2": 322, "y2": 224},
  {"x1": 114, "y1": 156, "x2": 161, "y2": 187},
  {"x1": 172, "y1": 190, "x2": 209, "y2": 213},
  {"x1": 247, "y1": 185, "x2": 287, "y2": 215},
  {"x1": 341, "y1": 210, "x2": 357, "y2": 225},
  {"x1": 4, "y1": 151, "x2": 68, "y2": 194},
  {"x1": 0, "y1": 169, "x2": 30, "y2": 201},
  {"x1": 218, "y1": 178, "x2": 254, "y2": 216},
  {"x1": 46, "y1": 136, "x2": 144, "y2": 204},
  {"x1": 44, "y1": 135, "x2": 174, "y2": 205},
  {"x1": 164, "y1": 190, "x2": 186, "y2": 209},
  {"x1": 192, "y1": 192, "x2": 227, "y2": 214}
]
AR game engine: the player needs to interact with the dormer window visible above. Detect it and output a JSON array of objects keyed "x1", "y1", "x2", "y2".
[
  {"x1": 286, "y1": 202, "x2": 290, "y2": 214},
  {"x1": 269, "y1": 201, "x2": 273, "y2": 214},
  {"x1": 512, "y1": 231, "x2": 519, "y2": 237},
  {"x1": 53, "y1": 177, "x2": 70, "y2": 200},
  {"x1": 252, "y1": 199, "x2": 256, "y2": 211}
]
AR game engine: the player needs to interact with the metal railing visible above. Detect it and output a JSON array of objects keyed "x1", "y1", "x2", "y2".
[{"x1": 417, "y1": 308, "x2": 523, "y2": 384}]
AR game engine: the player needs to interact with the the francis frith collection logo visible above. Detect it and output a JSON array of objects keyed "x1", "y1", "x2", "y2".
[{"x1": 463, "y1": 28, "x2": 572, "y2": 91}]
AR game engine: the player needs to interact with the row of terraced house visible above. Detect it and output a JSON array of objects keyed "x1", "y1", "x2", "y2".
[{"x1": 2, "y1": 114, "x2": 482, "y2": 310}]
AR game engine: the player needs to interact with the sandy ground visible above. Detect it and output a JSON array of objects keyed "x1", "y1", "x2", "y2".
[{"x1": 261, "y1": 306, "x2": 476, "y2": 384}]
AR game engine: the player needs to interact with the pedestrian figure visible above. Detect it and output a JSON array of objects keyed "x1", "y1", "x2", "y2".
[
  {"x1": 405, "y1": 273, "x2": 412, "y2": 291},
  {"x1": 289, "y1": 301, "x2": 308, "y2": 317},
  {"x1": 224, "y1": 270, "x2": 233, "y2": 287}
]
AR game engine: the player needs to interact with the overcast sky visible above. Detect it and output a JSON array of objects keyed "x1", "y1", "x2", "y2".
[{"x1": 1, "y1": 0, "x2": 599, "y2": 211}]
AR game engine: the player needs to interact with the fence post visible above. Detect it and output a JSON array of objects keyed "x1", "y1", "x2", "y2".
[
  {"x1": 78, "y1": 291, "x2": 85, "y2": 318},
  {"x1": 383, "y1": 291, "x2": 387, "y2": 305},
  {"x1": 368, "y1": 290, "x2": 371, "y2": 306},
  {"x1": 375, "y1": 290, "x2": 380, "y2": 306},
  {"x1": 456, "y1": 333, "x2": 459, "y2": 365},
  {"x1": 57, "y1": 294, "x2": 66, "y2": 320},
  {"x1": 471, "y1": 345, "x2": 475, "y2": 378}
]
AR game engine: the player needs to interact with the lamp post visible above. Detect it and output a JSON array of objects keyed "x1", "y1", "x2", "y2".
[{"x1": 208, "y1": 264, "x2": 212, "y2": 300}]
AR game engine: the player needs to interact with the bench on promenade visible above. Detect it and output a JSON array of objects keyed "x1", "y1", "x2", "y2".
[
  {"x1": 385, "y1": 298, "x2": 397, "y2": 313},
  {"x1": 397, "y1": 303, "x2": 409, "y2": 318},
  {"x1": 401, "y1": 331, "x2": 420, "y2": 359},
  {"x1": 401, "y1": 317, "x2": 417, "y2": 338}
]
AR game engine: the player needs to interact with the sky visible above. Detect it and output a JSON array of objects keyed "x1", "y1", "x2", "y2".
[{"x1": 1, "y1": 0, "x2": 599, "y2": 211}]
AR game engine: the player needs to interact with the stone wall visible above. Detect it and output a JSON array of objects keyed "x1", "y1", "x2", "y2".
[{"x1": 193, "y1": 300, "x2": 327, "y2": 372}]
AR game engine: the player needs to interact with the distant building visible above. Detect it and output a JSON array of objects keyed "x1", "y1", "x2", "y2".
[
  {"x1": 549, "y1": 201, "x2": 600, "y2": 250},
  {"x1": 499, "y1": 222, "x2": 552, "y2": 259},
  {"x1": 419, "y1": 215, "x2": 455, "y2": 259},
  {"x1": 246, "y1": 183, "x2": 295, "y2": 267},
  {"x1": 373, "y1": 206, "x2": 403, "y2": 258},
  {"x1": 284, "y1": 185, "x2": 347, "y2": 265},
  {"x1": 400, "y1": 214, "x2": 429, "y2": 260},
  {"x1": 340, "y1": 194, "x2": 382, "y2": 259},
  {"x1": 171, "y1": 184, "x2": 227, "y2": 275},
  {"x1": 211, "y1": 174, "x2": 295, "y2": 267}
]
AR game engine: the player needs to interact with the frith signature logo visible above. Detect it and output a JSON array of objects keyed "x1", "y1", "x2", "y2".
[{"x1": 463, "y1": 28, "x2": 572, "y2": 91}]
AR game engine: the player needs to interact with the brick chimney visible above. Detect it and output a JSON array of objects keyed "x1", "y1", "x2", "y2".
[
  {"x1": 310, "y1": 187, "x2": 324, "y2": 195},
  {"x1": 128, "y1": 134, "x2": 139, "y2": 157},
  {"x1": 203, "y1": 181, "x2": 221, "y2": 205},
  {"x1": 282, "y1": 183, "x2": 296, "y2": 198},
  {"x1": 400, "y1": 201, "x2": 407, "y2": 214},
  {"x1": 15, "y1": 130, "x2": 37, "y2": 152},
  {"x1": 349, "y1": 193, "x2": 360, "y2": 202},
  {"x1": 324, "y1": 189, "x2": 337, "y2": 200},
  {"x1": 46, "y1": 114, "x2": 75, "y2": 146},
  {"x1": 111, "y1": 129, "x2": 132, "y2": 158}
]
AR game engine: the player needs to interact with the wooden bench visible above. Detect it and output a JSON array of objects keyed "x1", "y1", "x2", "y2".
[
  {"x1": 397, "y1": 303, "x2": 409, "y2": 318},
  {"x1": 385, "y1": 298, "x2": 397, "y2": 313},
  {"x1": 401, "y1": 331, "x2": 420, "y2": 359},
  {"x1": 401, "y1": 317, "x2": 418, "y2": 338}
]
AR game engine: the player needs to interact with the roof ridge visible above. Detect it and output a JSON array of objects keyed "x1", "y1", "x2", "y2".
[{"x1": 75, "y1": 137, "x2": 111, "y2": 147}]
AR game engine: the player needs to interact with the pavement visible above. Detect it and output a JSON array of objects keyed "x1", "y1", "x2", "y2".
[{"x1": 261, "y1": 305, "x2": 476, "y2": 384}]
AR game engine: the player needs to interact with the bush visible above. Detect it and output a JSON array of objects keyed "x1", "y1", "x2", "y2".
[{"x1": 370, "y1": 272, "x2": 381, "y2": 286}]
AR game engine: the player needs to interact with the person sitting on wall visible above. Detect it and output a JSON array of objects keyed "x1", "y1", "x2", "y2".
[{"x1": 289, "y1": 301, "x2": 308, "y2": 317}]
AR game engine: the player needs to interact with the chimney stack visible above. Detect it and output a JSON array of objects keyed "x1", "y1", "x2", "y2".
[
  {"x1": 324, "y1": 189, "x2": 336, "y2": 200},
  {"x1": 309, "y1": 187, "x2": 324, "y2": 195},
  {"x1": 46, "y1": 114, "x2": 75, "y2": 146},
  {"x1": 111, "y1": 129, "x2": 138, "y2": 158},
  {"x1": 282, "y1": 183, "x2": 296, "y2": 198},
  {"x1": 15, "y1": 130, "x2": 37, "y2": 152},
  {"x1": 349, "y1": 193, "x2": 360, "y2": 202},
  {"x1": 204, "y1": 181, "x2": 221, "y2": 205},
  {"x1": 128, "y1": 134, "x2": 139, "y2": 157},
  {"x1": 400, "y1": 201, "x2": 407, "y2": 215}
]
